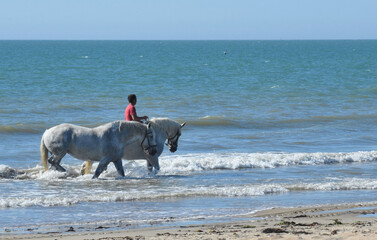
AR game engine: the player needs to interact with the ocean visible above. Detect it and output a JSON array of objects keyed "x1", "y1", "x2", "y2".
[{"x1": 1, "y1": 40, "x2": 377, "y2": 234}]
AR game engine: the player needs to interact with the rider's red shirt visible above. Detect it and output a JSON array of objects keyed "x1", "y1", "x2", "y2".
[{"x1": 125, "y1": 104, "x2": 136, "y2": 121}]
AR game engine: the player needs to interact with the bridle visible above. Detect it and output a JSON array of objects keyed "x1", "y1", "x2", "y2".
[
  {"x1": 166, "y1": 130, "x2": 181, "y2": 147},
  {"x1": 141, "y1": 128, "x2": 157, "y2": 155}
]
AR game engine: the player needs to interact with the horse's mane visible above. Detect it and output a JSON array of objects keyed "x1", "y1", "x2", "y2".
[{"x1": 149, "y1": 118, "x2": 180, "y2": 134}]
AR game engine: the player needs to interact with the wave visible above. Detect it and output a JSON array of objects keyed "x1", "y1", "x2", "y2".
[
  {"x1": 158, "y1": 151, "x2": 377, "y2": 174},
  {"x1": 1, "y1": 150, "x2": 377, "y2": 209},
  {"x1": 0, "y1": 184, "x2": 288, "y2": 208},
  {"x1": 185, "y1": 114, "x2": 377, "y2": 128},
  {"x1": 0, "y1": 165, "x2": 18, "y2": 178},
  {"x1": 1, "y1": 176, "x2": 376, "y2": 208},
  {"x1": 1, "y1": 151, "x2": 377, "y2": 180},
  {"x1": 188, "y1": 115, "x2": 237, "y2": 127},
  {"x1": 2, "y1": 113, "x2": 376, "y2": 134},
  {"x1": 290, "y1": 178, "x2": 377, "y2": 191},
  {"x1": 55, "y1": 104, "x2": 101, "y2": 110},
  {"x1": 0, "y1": 122, "x2": 107, "y2": 134},
  {"x1": 0, "y1": 124, "x2": 42, "y2": 134},
  {"x1": 0, "y1": 109, "x2": 22, "y2": 114},
  {"x1": 279, "y1": 114, "x2": 377, "y2": 124}
]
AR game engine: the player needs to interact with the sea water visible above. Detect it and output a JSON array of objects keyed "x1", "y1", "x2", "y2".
[{"x1": 1, "y1": 40, "x2": 377, "y2": 234}]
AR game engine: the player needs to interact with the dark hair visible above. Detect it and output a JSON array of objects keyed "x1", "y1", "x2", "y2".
[{"x1": 128, "y1": 94, "x2": 137, "y2": 103}]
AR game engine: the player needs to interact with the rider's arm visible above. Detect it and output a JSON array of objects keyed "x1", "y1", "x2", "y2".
[{"x1": 131, "y1": 114, "x2": 148, "y2": 122}]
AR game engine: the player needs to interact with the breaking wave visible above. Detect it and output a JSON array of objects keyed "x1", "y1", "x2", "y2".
[
  {"x1": 1, "y1": 151, "x2": 377, "y2": 208},
  {"x1": 188, "y1": 115, "x2": 236, "y2": 127},
  {"x1": 1, "y1": 151, "x2": 377, "y2": 180},
  {"x1": 159, "y1": 151, "x2": 377, "y2": 174},
  {"x1": 1, "y1": 176, "x2": 376, "y2": 208},
  {"x1": 0, "y1": 184, "x2": 288, "y2": 208}
]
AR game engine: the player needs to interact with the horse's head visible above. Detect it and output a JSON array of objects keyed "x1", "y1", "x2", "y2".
[
  {"x1": 167, "y1": 122, "x2": 186, "y2": 153},
  {"x1": 141, "y1": 122, "x2": 157, "y2": 156}
]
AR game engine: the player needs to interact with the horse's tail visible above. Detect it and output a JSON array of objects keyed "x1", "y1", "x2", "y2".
[{"x1": 40, "y1": 134, "x2": 49, "y2": 171}]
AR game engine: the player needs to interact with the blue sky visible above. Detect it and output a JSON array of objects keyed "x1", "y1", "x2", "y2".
[{"x1": 1, "y1": 0, "x2": 376, "y2": 40}]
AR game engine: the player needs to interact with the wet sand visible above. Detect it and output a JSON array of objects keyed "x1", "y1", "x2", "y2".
[{"x1": 2, "y1": 202, "x2": 376, "y2": 240}]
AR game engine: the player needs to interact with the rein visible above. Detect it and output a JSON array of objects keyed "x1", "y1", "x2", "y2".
[{"x1": 141, "y1": 129, "x2": 157, "y2": 154}]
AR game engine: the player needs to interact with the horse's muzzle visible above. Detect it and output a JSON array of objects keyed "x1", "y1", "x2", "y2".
[{"x1": 169, "y1": 145, "x2": 177, "y2": 153}]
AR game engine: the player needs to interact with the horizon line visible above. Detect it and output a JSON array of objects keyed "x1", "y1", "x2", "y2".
[{"x1": 1, "y1": 38, "x2": 377, "y2": 41}]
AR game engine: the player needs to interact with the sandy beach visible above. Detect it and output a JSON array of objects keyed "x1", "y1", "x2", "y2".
[{"x1": 2, "y1": 202, "x2": 376, "y2": 240}]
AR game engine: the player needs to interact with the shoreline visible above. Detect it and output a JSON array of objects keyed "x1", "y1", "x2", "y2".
[{"x1": 2, "y1": 202, "x2": 376, "y2": 240}]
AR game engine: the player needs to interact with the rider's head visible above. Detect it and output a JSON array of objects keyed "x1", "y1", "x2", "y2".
[{"x1": 128, "y1": 94, "x2": 137, "y2": 105}]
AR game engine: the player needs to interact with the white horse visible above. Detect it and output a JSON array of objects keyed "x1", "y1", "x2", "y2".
[
  {"x1": 82, "y1": 118, "x2": 186, "y2": 174},
  {"x1": 40, "y1": 121, "x2": 157, "y2": 179}
]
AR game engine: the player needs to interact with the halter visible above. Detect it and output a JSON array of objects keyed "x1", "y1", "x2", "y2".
[{"x1": 141, "y1": 128, "x2": 157, "y2": 155}]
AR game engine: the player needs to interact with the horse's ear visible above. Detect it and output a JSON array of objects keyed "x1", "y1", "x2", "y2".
[
  {"x1": 147, "y1": 122, "x2": 151, "y2": 129},
  {"x1": 181, "y1": 122, "x2": 186, "y2": 128},
  {"x1": 118, "y1": 122, "x2": 123, "y2": 132}
]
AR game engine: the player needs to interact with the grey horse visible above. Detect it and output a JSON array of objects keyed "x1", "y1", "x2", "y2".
[
  {"x1": 40, "y1": 121, "x2": 157, "y2": 179},
  {"x1": 81, "y1": 118, "x2": 186, "y2": 174}
]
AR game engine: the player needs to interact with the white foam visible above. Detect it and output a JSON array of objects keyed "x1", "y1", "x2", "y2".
[
  {"x1": 1, "y1": 151, "x2": 376, "y2": 208},
  {"x1": 1, "y1": 151, "x2": 376, "y2": 180},
  {"x1": 158, "y1": 151, "x2": 377, "y2": 174},
  {"x1": 200, "y1": 115, "x2": 226, "y2": 119},
  {"x1": 2, "y1": 176, "x2": 377, "y2": 209},
  {"x1": 291, "y1": 178, "x2": 377, "y2": 191},
  {"x1": 0, "y1": 165, "x2": 17, "y2": 178},
  {"x1": 0, "y1": 183, "x2": 288, "y2": 208}
]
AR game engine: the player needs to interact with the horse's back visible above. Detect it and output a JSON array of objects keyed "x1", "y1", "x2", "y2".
[
  {"x1": 42, "y1": 121, "x2": 148, "y2": 161},
  {"x1": 43, "y1": 123, "x2": 109, "y2": 160},
  {"x1": 43, "y1": 122, "x2": 117, "y2": 144},
  {"x1": 42, "y1": 124, "x2": 76, "y2": 153}
]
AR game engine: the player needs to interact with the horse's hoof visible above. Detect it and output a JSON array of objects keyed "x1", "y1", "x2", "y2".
[
  {"x1": 57, "y1": 166, "x2": 66, "y2": 172},
  {"x1": 50, "y1": 164, "x2": 66, "y2": 172}
]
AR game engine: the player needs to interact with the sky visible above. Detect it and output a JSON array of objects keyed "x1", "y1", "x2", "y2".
[{"x1": 0, "y1": 0, "x2": 377, "y2": 40}]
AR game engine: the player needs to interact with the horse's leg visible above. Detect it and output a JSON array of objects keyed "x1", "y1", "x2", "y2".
[
  {"x1": 153, "y1": 156, "x2": 160, "y2": 174},
  {"x1": 92, "y1": 157, "x2": 112, "y2": 179},
  {"x1": 146, "y1": 156, "x2": 160, "y2": 174},
  {"x1": 147, "y1": 162, "x2": 153, "y2": 172},
  {"x1": 48, "y1": 153, "x2": 66, "y2": 172},
  {"x1": 113, "y1": 159, "x2": 125, "y2": 177},
  {"x1": 85, "y1": 161, "x2": 93, "y2": 175},
  {"x1": 80, "y1": 161, "x2": 93, "y2": 175}
]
